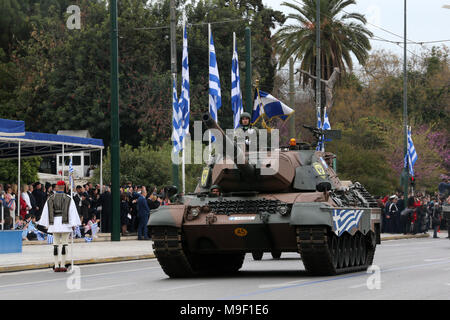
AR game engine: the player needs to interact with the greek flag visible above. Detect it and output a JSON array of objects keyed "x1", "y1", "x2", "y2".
[
  {"x1": 406, "y1": 126, "x2": 418, "y2": 176},
  {"x1": 231, "y1": 33, "x2": 243, "y2": 129},
  {"x1": 91, "y1": 222, "x2": 98, "y2": 238},
  {"x1": 74, "y1": 226, "x2": 82, "y2": 238},
  {"x1": 47, "y1": 234, "x2": 54, "y2": 244},
  {"x1": 179, "y1": 22, "x2": 190, "y2": 138},
  {"x1": 332, "y1": 209, "x2": 364, "y2": 236},
  {"x1": 172, "y1": 79, "x2": 183, "y2": 154},
  {"x1": 68, "y1": 158, "x2": 74, "y2": 190},
  {"x1": 252, "y1": 90, "x2": 294, "y2": 124},
  {"x1": 209, "y1": 25, "x2": 222, "y2": 126},
  {"x1": 316, "y1": 109, "x2": 323, "y2": 151},
  {"x1": 322, "y1": 107, "x2": 331, "y2": 130},
  {"x1": 251, "y1": 90, "x2": 262, "y2": 124}
]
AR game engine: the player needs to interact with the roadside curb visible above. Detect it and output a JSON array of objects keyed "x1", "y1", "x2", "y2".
[
  {"x1": 381, "y1": 233, "x2": 430, "y2": 241},
  {"x1": 0, "y1": 254, "x2": 155, "y2": 273}
]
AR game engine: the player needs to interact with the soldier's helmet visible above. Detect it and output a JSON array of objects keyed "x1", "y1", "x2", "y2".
[{"x1": 240, "y1": 112, "x2": 251, "y2": 125}]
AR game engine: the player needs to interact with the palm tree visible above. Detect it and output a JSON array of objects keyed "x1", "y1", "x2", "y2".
[{"x1": 274, "y1": 0, "x2": 373, "y2": 87}]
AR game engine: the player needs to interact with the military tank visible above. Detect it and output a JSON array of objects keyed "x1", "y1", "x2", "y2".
[{"x1": 148, "y1": 113, "x2": 381, "y2": 277}]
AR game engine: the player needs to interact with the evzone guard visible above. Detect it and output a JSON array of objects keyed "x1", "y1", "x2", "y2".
[{"x1": 38, "y1": 180, "x2": 81, "y2": 272}]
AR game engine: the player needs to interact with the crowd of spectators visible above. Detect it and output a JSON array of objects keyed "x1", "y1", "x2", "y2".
[
  {"x1": 0, "y1": 181, "x2": 108, "y2": 241},
  {"x1": 119, "y1": 182, "x2": 172, "y2": 240},
  {"x1": 0, "y1": 180, "x2": 173, "y2": 242},
  {"x1": 378, "y1": 176, "x2": 450, "y2": 238}
]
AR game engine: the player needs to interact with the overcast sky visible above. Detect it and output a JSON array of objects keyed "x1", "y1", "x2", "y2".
[{"x1": 262, "y1": 0, "x2": 450, "y2": 61}]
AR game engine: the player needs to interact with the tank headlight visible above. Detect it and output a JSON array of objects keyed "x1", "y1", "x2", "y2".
[
  {"x1": 278, "y1": 206, "x2": 288, "y2": 216},
  {"x1": 191, "y1": 208, "x2": 200, "y2": 217}
]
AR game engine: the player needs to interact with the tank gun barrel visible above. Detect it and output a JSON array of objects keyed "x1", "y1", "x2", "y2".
[{"x1": 202, "y1": 113, "x2": 255, "y2": 179}]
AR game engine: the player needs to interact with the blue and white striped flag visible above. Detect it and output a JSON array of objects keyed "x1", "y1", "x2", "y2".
[
  {"x1": 251, "y1": 90, "x2": 262, "y2": 124},
  {"x1": 179, "y1": 22, "x2": 190, "y2": 138},
  {"x1": 252, "y1": 90, "x2": 294, "y2": 123},
  {"x1": 209, "y1": 25, "x2": 222, "y2": 128},
  {"x1": 322, "y1": 107, "x2": 331, "y2": 130},
  {"x1": 172, "y1": 79, "x2": 183, "y2": 154},
  {"x1": 406, "y1": 126, "x2": 418, "y2": 176},
  {"x1": 68, "y1": 157, "x2": 74, "y2": 190},
  {"x1": 316, "y1": 109, "x2": 322, "y2": 151},
  {"x1": 332, "y1": 209, "x2": 364, "y2": 236},
  {"x1": 231, "y1": 32, "x2": 243, "y2": 129}
]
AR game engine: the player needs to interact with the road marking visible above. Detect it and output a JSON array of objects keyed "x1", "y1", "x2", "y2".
[
  {"x1": 159, "y1": 283, "x2": 208, "y2": 291},
  {"x1": 424, "y1": 258, "x2": 450, "y2": 262},
  {"x1": 66, "y1": 283, "x2": 131, "y2": 293},
  {"x1": 349, "y1": 281, "x2": 384, "y2": 289},
  {"x1": 259, "y1": 280, "x2": 307, "y2": 289},
  {"x1": 0, "y1": 267, "x2": 160, "y2": 290}
]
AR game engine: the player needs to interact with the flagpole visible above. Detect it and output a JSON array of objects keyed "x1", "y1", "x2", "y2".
[
  {"x1": 315, "y1": 0, "x2": 322, "y2": 151},
  {"x1": 69, "y1": 153, "x2": 74, "y2": 271},
  {"x1": 182, "y1": 20, "x2": 186, "y2": 195},
  {"x1": 402, "y1": 0, "x2": 409, "y2": 198},
  {"x1": 208, "y1": 23, "x2": 212, "y2": 156}
]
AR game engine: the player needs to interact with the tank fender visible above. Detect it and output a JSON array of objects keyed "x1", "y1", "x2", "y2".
[
  {"x1": 290, "y1": 202, "x2": 374, "y2": 236},
  {"x1": 147, "y1": 205, "x2": 186, "y2": 228},
  {"x1": 289, "y1": 202, "x2": 333, "y2": 227}
]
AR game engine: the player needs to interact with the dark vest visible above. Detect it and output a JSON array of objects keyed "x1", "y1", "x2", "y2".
[{"x1": 48, "y1": 193, "x2": 71, "y2": 224}]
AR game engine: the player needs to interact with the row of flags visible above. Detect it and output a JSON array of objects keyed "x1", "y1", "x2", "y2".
[
  {"x1": 316, "y1": 107, "x2": 331, "y2": 151},
  {"x1": 169, "y1": 22, "x2": 418, "y2": 180},
  {"x1": 172, "y1": 22, "x2": 190, "y2": 154},
  {"x1": 172, "y1": 23, "x2": 296, "y2": 153}
]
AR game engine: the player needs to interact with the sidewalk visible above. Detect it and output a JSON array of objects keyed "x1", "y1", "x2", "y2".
[
  {"x1": 0, "y1": 231, "x2": 446, "y2": 273},
  {"x1": 0, "y1": 239, "x2": 154, "y2": 273}
]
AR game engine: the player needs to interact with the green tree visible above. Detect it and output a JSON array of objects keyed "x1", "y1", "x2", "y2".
[
  {"x1": 273, "y1": 0, "x2": 372, "y2": 87},
  {"x1": 0, "y1": 157, "x2": 41, "y2": 184}
]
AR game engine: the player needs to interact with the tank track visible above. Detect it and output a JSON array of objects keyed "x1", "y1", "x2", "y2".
[
  {"x1": 297, "y1": 226, "x2": 376, "y2": 276},
  {"x1": 151, "y1": 227, "x2": 245, "y2": 278}
]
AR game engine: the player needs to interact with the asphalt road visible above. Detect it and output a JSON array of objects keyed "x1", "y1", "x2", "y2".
[{"x1": 1, "y1": 236, "x2": 449, "y2": 300}]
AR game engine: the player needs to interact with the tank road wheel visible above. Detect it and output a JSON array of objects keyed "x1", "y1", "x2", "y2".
[
  {"x1": 328, "y1": 233, "x2": 339, "y2": 269},
  {"x1": 349, "y1": 234, "x2": 357, "y2": 267},
  {"x1": 337, "y1": 236, "x2": 345, "y2": 269},
  {"x1": 297, "y1": 226, "x2": 377, "y2": 276},
  {"x1": 252, "y1": 251, "x2": 264, "y2": 261},
  {"x1": 359, "y1": 233, "x2": 367, "y2": 266},
  {"x1": 365, "y1": 232, "x2": 377, "y2": 267},
  {"x1": 271, "y1": 251, "x2": 282, "y2": 259},
  {"x1": 342, "y1": 234, "x2": 351, "y2": 268}
]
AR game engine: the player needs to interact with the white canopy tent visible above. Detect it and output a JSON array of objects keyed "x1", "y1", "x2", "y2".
[{"x1": 0, "y1": 126, "x2": 104, "y2": 229}]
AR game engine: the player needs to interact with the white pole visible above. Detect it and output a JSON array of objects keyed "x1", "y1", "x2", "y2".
[
  {"x1": 69, "y1": 153, "x2": 74, "y2": 270},
  {"x1": 182, "y1": 139, "x2": 186, "y2": 194},
  {"x1": 62, "y1": 144, "x2": 65, "y2": 180},
  {"x1": 16, "y1": 141, "x2": 20, "y2": 227},
  {"x1": 100, "y1": 149, "x2": 103, "y2": 193}
]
